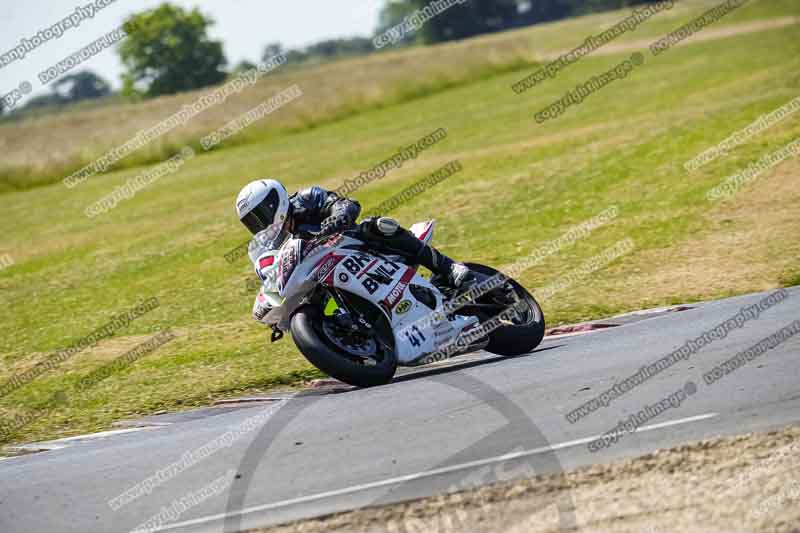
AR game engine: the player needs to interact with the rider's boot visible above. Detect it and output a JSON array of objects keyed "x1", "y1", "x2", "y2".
[{"x1": 359, "y1": 217, "x2": 475, "y2": 290}]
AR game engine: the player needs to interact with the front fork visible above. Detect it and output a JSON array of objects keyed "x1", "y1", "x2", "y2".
[
  {"x1": 325, "y1": 287, "x2": 394, "y2": 355},
  {"x1": 268, "y1": 286, "x2": 354, "y2": 344}
]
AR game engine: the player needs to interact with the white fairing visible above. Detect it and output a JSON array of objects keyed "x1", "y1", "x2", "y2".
[
  {"x1": 256, "y1": 221, "x2": 476, "y2": 365},
  {"x1": 409, "y1": 220, "x2": 435, "y2": 245}
]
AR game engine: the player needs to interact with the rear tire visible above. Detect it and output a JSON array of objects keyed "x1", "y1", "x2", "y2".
[
  {"x1": 290, "y1": 304, "x2": 397, "y2": 388},
  {"x1": 465, "y1": 263, "x2": 545, "y2": 356}
]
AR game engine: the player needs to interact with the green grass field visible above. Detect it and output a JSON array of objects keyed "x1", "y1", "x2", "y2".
[{"x1": 1, "y1": 0, "x2": 799, "y2": 446}]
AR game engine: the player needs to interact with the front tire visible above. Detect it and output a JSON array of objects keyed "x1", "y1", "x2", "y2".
[
  {"x1": 290, "y1": 303, "x2": 397, "y2": 387},
  {"x1": 465, "y1": 263, "x2": 545, "y2": 356}
]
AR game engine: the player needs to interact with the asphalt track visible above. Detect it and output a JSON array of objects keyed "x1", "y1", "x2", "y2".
[{"x1": 1, "y1": 287, "x2": 798, "y2": 533}]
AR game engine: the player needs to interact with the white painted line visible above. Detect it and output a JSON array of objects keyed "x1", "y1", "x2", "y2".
[
  {"x1": 54, "y1": 427, "x2": 158, "y2": 442},
  {"x1": 616, "y1": 304, "x2": 691, "y2": 317},
  {"x1": 545, "y1": 328, "x2": 612, "y2": 340},
  {"x1": 12, "y1": 426, "x2": 159, "y2": 451},
  {"x1": 152, "y1": 412, "x2": 719, "y2": 532}
]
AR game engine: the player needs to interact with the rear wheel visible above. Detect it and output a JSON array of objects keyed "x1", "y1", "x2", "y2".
[
  {"x1": 290, "y1": 293, "x2": 397, "y2": 387},
  {"x1": 465, "y1": 263, "x2": 545, "y2": 356}
]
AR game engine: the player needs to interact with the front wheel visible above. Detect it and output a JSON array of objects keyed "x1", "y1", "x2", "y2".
[
  {"x1": 466, "y1": 263, "x2": 545, "y2": 356},
  {"x1": 290, "y1": 298, "x2": 397, "y2": 387}
]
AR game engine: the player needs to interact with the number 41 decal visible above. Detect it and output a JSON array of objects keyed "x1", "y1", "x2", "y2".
[{"x1": 403, "y1": 325, "x2": 426, "y2": 347}]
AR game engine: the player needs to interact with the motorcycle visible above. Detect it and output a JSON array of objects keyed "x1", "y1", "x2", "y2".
[{"x1": 250, "y1": 219, "x2": 545, "y2": 387}]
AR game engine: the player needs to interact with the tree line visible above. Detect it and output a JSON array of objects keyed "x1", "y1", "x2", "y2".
[{"x1": 378, "y1": 0, "x2": 661, "y2": 43}]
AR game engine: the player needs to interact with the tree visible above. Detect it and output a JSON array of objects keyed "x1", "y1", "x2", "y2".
[
  {"x1": 262, "y1": 42, "x2": 302, "y2": 65},
  {"x1": 264, "y1": 38, "x2": 374, "y2": 67},
  {"x1": 420, "y1": 0, "x2": 519, "y2": 42},
  {"x1": 20, "y1": 93, "x2": 65, "y2": 110},
  {"x1": 232, "y1": 60, "x2": 257, "y2": 74},
  {"x1": 119, "y1": 3, "x2": 227, "y2": 98},
  {"x1": 53, "y1": 70, "x2": 111, "y2": 102},
  {"x1": 516, "y1": 0, "x2": 572, "y2": 26},
  {"x1": 376, "y1": 0, "x2": 423, "y2": 45},
  {"x1": 564, "y1": 0, "x2": 658, "y2": 16},
  {"x1": 304, "y1": 37, "x2": 374, "y2": 59},
  {"x1": 376, "y1": 0, "x2": 518, "y2": 44},
  {"x1": 262, "y1": 42, "x2": 284, "y2": 62},
  {"x1": 9, "y1": 70, "x2": 111, "y2": 116}
]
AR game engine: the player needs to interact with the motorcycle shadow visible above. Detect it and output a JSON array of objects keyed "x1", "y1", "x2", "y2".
[
  {"x1": 303, "y1": 345, "x2": 565, "y2": 394},
  {"x1": 390, "y1": 344, "x2": 564, "y2": 384}
]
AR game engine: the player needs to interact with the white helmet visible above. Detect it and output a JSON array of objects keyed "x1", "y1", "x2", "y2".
[{"x1": 236, "y1": 179, "x2": 290, "y2": 235}]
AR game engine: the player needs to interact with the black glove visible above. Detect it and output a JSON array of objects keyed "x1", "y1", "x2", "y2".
[{"x1": 318, "y1": 214, "x2": 351, "y2": 237}]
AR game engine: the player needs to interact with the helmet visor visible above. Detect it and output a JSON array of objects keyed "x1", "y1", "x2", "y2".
[{"x1": 241, "y1": 189, "x2": 281, "y2": 235}]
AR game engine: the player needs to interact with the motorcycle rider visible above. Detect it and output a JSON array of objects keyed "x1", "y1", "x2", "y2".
[{"x1": 235, "y1": 179, "x2": 473, "y2": 323}]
